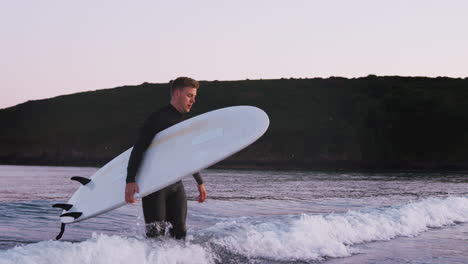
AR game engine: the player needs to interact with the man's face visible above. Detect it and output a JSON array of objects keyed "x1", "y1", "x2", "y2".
[{"x1": 173, "y1": 86, "x2": 197, "y2": 113}]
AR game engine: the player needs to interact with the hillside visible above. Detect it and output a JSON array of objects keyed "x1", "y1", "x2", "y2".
[{"x1": 1, "y1": 76, "x2": 468, "y2": 170}]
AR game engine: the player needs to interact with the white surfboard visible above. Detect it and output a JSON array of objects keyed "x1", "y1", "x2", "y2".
[{"x1": 55, "y1": 106, "x2": 269, "y2": 225}]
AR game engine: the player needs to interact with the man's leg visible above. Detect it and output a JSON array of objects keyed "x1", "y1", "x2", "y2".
[
  {"x1": 142, "y1": 188, "x2": 167, "y2": 238},
  {"x1": 167, "y1": 183, "x2": 188, "y2": 240}
]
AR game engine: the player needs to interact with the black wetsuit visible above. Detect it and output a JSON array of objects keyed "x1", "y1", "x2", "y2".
[{"x1": 126, "y1": 104, "x2": 203, "y2": 239}]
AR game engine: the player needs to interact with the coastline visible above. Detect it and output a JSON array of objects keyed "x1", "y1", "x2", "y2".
[{"x1": 1, "y1": 158, "x2": 467, "y2": 173}]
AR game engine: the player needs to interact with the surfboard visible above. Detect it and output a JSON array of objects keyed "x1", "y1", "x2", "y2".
[{"x1": 54, "y1": 106, "x2": 269, "y2": 228}]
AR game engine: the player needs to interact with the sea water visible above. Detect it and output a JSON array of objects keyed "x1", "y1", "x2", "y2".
[{"x1": 0, "y1": 165, "x2": 467, "y2": 264}]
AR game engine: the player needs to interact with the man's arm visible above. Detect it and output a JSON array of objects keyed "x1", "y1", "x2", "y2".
[
  {"x1": 125, "y1": 114, "x2": 160, "y2": 203},
  {"x1": 126, "y1": 114, "x2": 159, "y2": 184},
  {"x1": 193, "y1": 172, "x2": 207, "y2": 203},
  {"x1": 192, "y1": 172, "x2": 203, "y2": 185}
]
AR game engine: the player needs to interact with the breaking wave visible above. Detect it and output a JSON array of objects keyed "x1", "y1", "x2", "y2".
[{"x1": 1, "y1": 196, "x2": 467, "y2": 264}]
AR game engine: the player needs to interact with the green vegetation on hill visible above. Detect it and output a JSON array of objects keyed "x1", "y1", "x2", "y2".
[{"x1": 1, "y1": 76, "x2": 467, "y2": 170}]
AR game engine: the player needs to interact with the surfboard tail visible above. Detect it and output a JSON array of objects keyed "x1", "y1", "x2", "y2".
[{"x1": 55, "y1": 212, "x2": 83, "y2": 240}]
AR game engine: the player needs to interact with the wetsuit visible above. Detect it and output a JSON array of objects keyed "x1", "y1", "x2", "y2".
[{"x1": 126, "y1": 104, "x2": 203, "y2": 239}]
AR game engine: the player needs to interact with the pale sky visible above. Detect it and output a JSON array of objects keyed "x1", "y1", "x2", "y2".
[{"x1": 1, "y1": 0, "x2": 467, "y2": 109}]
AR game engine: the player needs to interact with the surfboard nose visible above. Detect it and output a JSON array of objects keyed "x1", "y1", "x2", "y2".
[{"x1": 235, "y1": 106, "x2": 270, "y2": 140}]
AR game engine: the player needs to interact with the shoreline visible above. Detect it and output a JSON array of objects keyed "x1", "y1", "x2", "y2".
[{"x1": 1, "y1": 159, "x2": 467, "y2": 173}]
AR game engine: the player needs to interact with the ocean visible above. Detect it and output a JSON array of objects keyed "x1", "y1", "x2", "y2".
[{"x1": 0, "y1": 165, "x2": 467, "y2": 264}]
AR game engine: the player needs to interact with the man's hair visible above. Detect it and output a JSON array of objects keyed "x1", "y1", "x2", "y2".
[{"x1": 170, "y1": 77, "x2": 199, "y2": 95}]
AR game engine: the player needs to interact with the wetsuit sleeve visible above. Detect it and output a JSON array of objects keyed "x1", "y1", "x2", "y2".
[
  {"x1": 193, "y1": 172, "x2": 204, "y2": 185},
  {"x1": 126, "y1": 115, "x2": 160, "y2": 183}
]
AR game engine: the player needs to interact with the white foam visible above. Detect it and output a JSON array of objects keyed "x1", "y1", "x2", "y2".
[
  {"x1": 1, "y1": 196, "x2": 467, "y2": 263},
  {"x1": 211, "y1": 196, "x2": 468, "y2": 261},
  {"x1": 0, "y1": 234, "x2": 215, "y2": 264}
]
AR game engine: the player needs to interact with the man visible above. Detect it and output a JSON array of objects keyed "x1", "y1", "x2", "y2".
[{"x1": 124, "y1": 77, "x2": 207, "y2": 240}]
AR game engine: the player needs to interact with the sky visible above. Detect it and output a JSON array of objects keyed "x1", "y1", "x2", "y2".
[{"x1": 1, "y1": 0, "x2": 467, "y2": 109}]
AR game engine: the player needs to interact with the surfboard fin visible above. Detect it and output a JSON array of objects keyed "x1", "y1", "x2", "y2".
[
  {"x1": 56, "y1": 223, "x2": 66, "y2": 240},
  {"x1": 52, "y1": 203, "x2": 73, "y2": 211},
  {"x1": 71, "y1": 176, "x2": 91, "y2": 185},
  {"x1": 60, "y1": 212, "x2": 82, "y2": 219},
  {"x1": 56, "y1": 212, "x2": 82, "y2": 240}
]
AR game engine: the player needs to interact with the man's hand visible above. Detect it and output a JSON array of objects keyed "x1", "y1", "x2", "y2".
[
  {"x1": 125, "y1": 182, "x2": 139, "y2": 204},
  {"x1": 197, "y1": 184, "x2": 207, "y2": 203}
]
